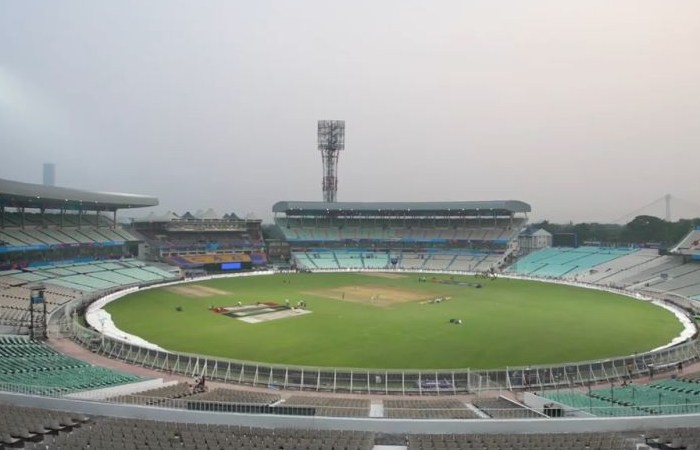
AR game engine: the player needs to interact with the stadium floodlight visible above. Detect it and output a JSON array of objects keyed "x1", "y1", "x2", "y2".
[{"x1": 318, "y1": 120, "x2": 345, "y2": 203}]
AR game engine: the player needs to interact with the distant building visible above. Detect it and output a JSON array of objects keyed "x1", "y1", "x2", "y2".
[
  {"x1": 129, "y1": 209, "x2": 265, "y2": 264},
  {"x1": 42, "y1": 163, "x2": 55, "y2": 186},
  {"x1": 519, "y1": 228, "x2": 553, "y2": 253}
]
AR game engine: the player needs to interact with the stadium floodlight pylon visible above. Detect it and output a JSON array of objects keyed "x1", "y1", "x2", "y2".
[{"x1": 318, "y1": 120, "x2": 345, "y2": 203}]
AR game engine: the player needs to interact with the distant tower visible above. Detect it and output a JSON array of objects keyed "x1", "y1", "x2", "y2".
[
  {"x1": 665, "y1": 194, "x2": 671, "y2": 221},
  {"x1": 42, "y1": 163, "x2": 55, "y2": 186},
  {"x1": 317, "y1": 120, "x2": 345, "y2": 203}
]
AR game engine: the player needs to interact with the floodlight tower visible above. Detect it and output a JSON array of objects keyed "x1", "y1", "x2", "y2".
[
  {"x1": 318, "y1": 120, "x2": 345, "y2": 203},
  {"x1": 29, "y1": 284, "x2": 47, "y2": 340}
]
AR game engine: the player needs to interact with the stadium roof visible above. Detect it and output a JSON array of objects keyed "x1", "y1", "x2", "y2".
[
  {"x1": 140, "y1": 211, "x2": 181, "y2": 222},
  {"x1": 273, "y1": 200, "x2": 531, "y2": 215},
  {"x1": 0, "y1": 178, "x2": 158, "y2": 211}
]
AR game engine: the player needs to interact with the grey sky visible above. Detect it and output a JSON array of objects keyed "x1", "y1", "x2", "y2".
[{"x1": 1, "y1": 1, "x2": 699, "y2": 223}]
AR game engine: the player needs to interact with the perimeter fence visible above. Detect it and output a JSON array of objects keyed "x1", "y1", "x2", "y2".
[{"x1": 61, "y1": 311, "x2": 700, "y2": 396}]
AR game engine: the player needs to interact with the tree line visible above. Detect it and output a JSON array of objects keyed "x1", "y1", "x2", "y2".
[{"x1": 531, "y1": 216, "x2": 700, "y2": 247}]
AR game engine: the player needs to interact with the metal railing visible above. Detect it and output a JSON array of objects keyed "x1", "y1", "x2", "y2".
[
  {"x1": 6, "y1": 379, "x2": 700, "y2": 420},
  {"x1": 62, "y1": 313, "x2": 700, "y2": 396},
  {"x1": 49, "y1": 271, "x2": 700, "y2": 396}
]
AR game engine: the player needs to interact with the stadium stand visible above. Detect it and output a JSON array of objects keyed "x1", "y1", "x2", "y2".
[
  {"x1": 642, "y1": 427, "x2": 700, "y2": 449},
  {"x1": 0, "y1": 212, "x2": 141, "y2": 247},
  {"x1": 130, "y1": 210, "x2": 266, "y2": 268},
  {"x1": 506, "y1": 246, "x2": 638, "y2": 278},
  {"x1": 554, "y1": 249, "x2": 700, "y2": 299},
  {"x1": 0, "y1": 336, "x2": 142, "y2": 395},
  {"x1": 398, "y1": 252, "x2": 427, "y2": 270},
  {"x1": 109, "y1": 382, "x2": 195, "y2": 406},
  {"x1": 0, "y1": 178, "x2": 154, "y2": 271},
  {"x1": 303, "y1": 251, "x2": 340, "y2": 270},
  {"x1": 507, "y1": 243, "x2": 700, "y2": 301},
  {"x1": 1, "y1": 259, "x2": 177, "y2": 297},
  {"x1": 672, "y1": 226, "x2": 700, "y2": 257},
  {"x1": 3, "y1": 177, "x2": 700, "y2": 443},
  {"x1": 282, "y1": 396, "x2": 371, "y2": 417},
  {"x1": 569, "y1": 248, "x2": 664, "y2": 284},
  {"x1": 108, "y1": 384, "x2": 284, "y2": 410},
  {"x1": 333, "y1": 250, "x2": 366, "y2": 269},
  {"x1": 275, "y1": 201, "x2": 530, "y2": 274},
  {"x1": 405, "y1": 432, "x2": 635, "y2": 450},
  {"x1": 540, "y1": 374, "x2": 700, "y2": 417},
  {"x1": 639, "y1": 262, "x2": 700, "y2": 295},
  {"x1": 0, "y1": 403, "x2": 89, "y2": 446},
  {"x1": 471, "y1": 396, "x2": 544, "y2": 419},
  {"x1": 542, "y1": 391, "x2": 651, "y2": 417},
  {"x1": 0, "y1": 179, "x2": 179, "y2": 333},
  {"x1": 190, "y1": 388, "x2": 281, "y2": 405},
  {"x1": 5, "y1": 397, "x2": 695, "y2": 450},
  {"x1": 0, "y1": 405, "x2": 376, "y2": 450},
  {"x1": 362, "y1": 251, "x2": 390, "y2": 269},
  {"x1": 384, "y1": 398, "x2": 479, "y2": 419}
]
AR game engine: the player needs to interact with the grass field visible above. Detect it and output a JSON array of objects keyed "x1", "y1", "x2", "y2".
[{"x1": 105, "y1": 272, "x2": 683, "y2": 370}]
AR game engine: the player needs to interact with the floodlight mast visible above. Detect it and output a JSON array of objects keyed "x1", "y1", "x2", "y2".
[{"x1": 318, "y1": 120, "x2": 345, "y2": 203}]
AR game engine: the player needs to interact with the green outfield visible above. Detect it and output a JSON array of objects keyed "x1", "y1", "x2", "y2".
[{"x1": 105, "y1": 272, "x2": 683, "y2": 370}]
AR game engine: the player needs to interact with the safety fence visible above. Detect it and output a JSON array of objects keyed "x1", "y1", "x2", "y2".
[
  {"x1": 63, "y1": 314, "x2": 700, "y2": 395},
  {"x1": 47, "y1": 270, "x2": 700, "y2": 396}
]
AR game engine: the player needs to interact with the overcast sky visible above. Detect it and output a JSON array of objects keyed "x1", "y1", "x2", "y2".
[{"x1": 1, "y1": 1, "x2": 699, "y2": 223}]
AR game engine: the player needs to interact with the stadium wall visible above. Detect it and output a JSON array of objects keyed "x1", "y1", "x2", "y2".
[
  {"x1": 60, "y1": 269, "x2": 700, "y2": 396},
  {"x1": 3, "y1": 391, "x2": 700, "y2": 434}
]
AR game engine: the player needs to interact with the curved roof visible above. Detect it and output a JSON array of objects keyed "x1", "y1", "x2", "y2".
[
  {"x1": 273, "y1": 200, "x2": 531, "y2": 215},
  {"x1": 0, "y1": 178, "x2": 158, "y2": 211}
]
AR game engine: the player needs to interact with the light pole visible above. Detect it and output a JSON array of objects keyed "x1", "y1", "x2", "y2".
[
  {"x1": 610, "y1": 382, "x2": 614, "y2": 403},
  {"x1": 29, "y1": 284, "x2": 47, "y2": 340},
  {"x1": 99, "y1": 316, "x2": 107, "y2": 349},
  {"x1": 632, "y1": 385, "x2": 636, "y2": 404}
]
